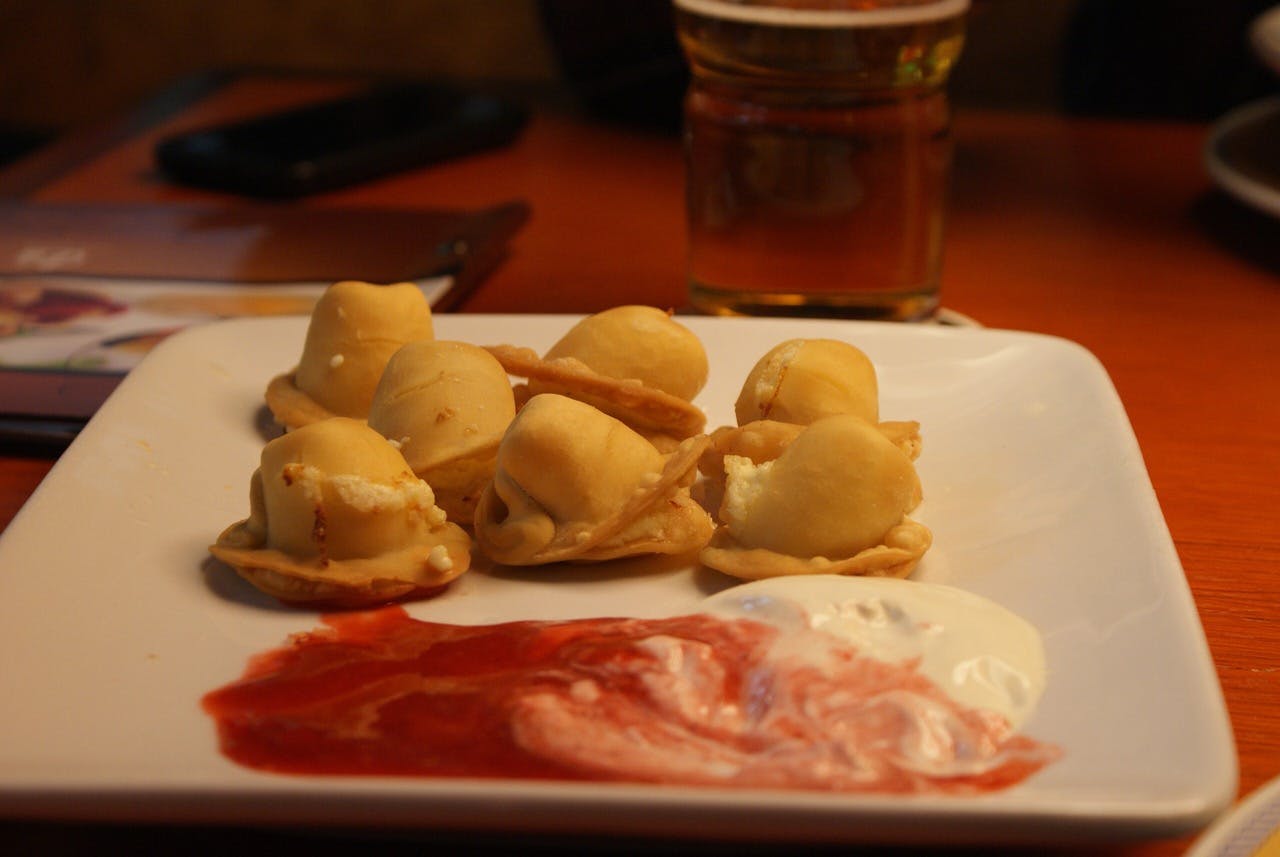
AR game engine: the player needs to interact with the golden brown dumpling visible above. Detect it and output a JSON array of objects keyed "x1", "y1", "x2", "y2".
[
  {"x1": 695, "y1": 416, "x2": 921, "y2": 514},
  {"x1": 210, "y1": 417, "x2": 470, "y2": 606},
  {"x1": 538, "y1": 305, "x2": 709, "y2": 401},
  {"x1": 735, "y1": 338, "x2": 878, "y2": 427},
  {"x1": 700, "y1": 338, "x2": 917, "y2": 504},
  {"x1": 700, "y1": 415, "x2": 930, "y2": 580},
  {"x1": 367, "y1": 340, "x2": 516, "y2": 521},
  {"x1": 474, "y1": 393, "x2": 712, "y2": 565},
  {"x1": 484, "y1": 306, "x2": 708, "y2": 447},
  {"x1": 265, "y1": 281, "x2": 435, "y2": 430}
]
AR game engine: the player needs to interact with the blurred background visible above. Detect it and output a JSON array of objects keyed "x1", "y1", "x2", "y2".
[{"x1": 1, "y1": 0, "x2": 1276, "y2": 164}]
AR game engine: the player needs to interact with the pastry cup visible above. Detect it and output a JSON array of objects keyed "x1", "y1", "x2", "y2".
[
  {"x1": 483, "y1": 306, "x2": 709, "y2": 446},
  {"x1": 211, "y1": 519, "x2": 471, "y2": 608},
  {"x1": 699, "y1": 518, "x2": 932, "y2": 581},
  {"x1": 264, "y1": 280, "x2": 434, "y2": 430},
  {"x1": 699, "y1": 415, "x2": 930, "y2": 582},
  {"x1": 696, "y1": 418, "x2": 923, "y2": 513},
  {"x1": 474, "y1": 395, "x2": 712, "y2": 565},
  {"x1": 368, "y1": 340, "x2": 516, "y2": 522},
  {"x1": 486, "y1": 344, "x2": 706, "y2": 445},
  {"x1": 209, "y1": 417, "x2": 470, "y2": 607}
]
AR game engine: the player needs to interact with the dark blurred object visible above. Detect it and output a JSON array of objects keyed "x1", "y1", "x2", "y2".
[
  {"x1": 1064, "y1": 0, "x2": 1278, "y2": 120},
  {"x1": 154, "y1": 83, "x2": 528, "y2": 198},
  {"x1": 0, "y1": 124, "x2": 51, "y2": 167},
  {"x1": 538, "y1": 0, "x2": 688, "y2": 133}
]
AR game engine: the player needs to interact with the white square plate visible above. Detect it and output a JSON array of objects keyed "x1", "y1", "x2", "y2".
[{"x1": 0, "y1": 315, "x2": 1235, "y2": 844}]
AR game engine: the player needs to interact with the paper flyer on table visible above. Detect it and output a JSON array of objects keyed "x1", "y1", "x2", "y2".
[
  {"x1": 0, "y1": 274, "x2": 451, "y2": 374},
  {"x1": 0, "y1": 201, "x2": 529, "y2": 431}
]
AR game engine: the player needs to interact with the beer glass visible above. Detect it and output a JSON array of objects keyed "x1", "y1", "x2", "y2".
[{"x1": 675, "y1": 0, "x2": 968, "y2": 320}]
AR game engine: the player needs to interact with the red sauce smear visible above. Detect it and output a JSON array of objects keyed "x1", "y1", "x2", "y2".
[{"x1": 202, "y1": 606, "x2": 1059, "y2": 793}]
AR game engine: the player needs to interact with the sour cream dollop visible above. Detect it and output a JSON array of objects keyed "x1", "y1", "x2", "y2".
[{"x1": 702, "y1": 575, "x2": 1047, "y2": 729}]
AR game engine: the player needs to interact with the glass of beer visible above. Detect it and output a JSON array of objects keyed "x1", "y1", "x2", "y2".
[{"x1": 675, "y1": 0, "x2": 968, "y2": 320}]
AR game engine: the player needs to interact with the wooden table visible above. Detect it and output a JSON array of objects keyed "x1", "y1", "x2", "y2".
[{"x1": 2, "y1": 76, "x2": 1278, "y2": 856}]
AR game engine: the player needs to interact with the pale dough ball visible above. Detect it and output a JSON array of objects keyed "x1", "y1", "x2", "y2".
[
  {"x1": 368, "y1": 340, "x2": 516, "y2": 473},
  {"x1": 494, "y1": 393, "x2": 666, "y2": 527},
  {"x1": 294, "y1": 281, "x2": 435, "y2": 417},
  {"x1": 734, "y1": 338, "x2": 878, "y2": 426},
  {"x1": 538, "y1": 305, "x2": 709, "y2": 401},
  {"x1": 721, "y1": 415, "x2": 918, "y2": 559},
  {"x1": 255, "y1": 417, "x2": 442, "y2": 561}
]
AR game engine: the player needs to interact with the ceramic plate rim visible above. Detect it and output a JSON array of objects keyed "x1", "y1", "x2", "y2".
[
  {"x1": 1187, "y1": 771, "x2": 1280, "y2": 857},
  {"x1": 1205, "y1": 95, "x2": 1280, "y2": 219}
]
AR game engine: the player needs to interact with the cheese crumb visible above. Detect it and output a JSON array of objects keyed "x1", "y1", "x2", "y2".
[
  {"x1": 427, "y1": 544, "x2": 453, "y2": 572},
  {"x1": 329, "y1": 353, "x2": 345, "y2": 369},
  {"x1": 722, "y1": 455, "x2": 772, "y2": 535}
]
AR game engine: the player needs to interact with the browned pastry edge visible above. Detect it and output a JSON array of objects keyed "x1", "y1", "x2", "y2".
[
  {"x1": 474, "y1": 433, "x2": 712, "y2": 565},
  {"x1": 209, "y1": 517, "x2": 471, "y2": 608},
  {"x1": 484, "y1": 344, "x2": 706, "y2": 438},
  {"x1": 699, "y1": 518, "x2": 932, "y2": 581},
  {"x1": 263, "y1": 370, "x2": 341, "y2": 432}
]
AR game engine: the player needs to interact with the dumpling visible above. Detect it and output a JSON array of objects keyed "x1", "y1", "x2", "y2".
[
  {"x1": 484, "y1": 306, "x2": 708, "y2": 448},
  {"x1": 735, "y1": 338, "x2": 879, "y2": 426},
  {"x1": 367, "y1": 340, "x2": 516, "y2": 521},
  {"x1": 210, "y1": 417, "x2": 470, "y2": 606},
  {"x1": 700, "y1": 415, "x2": 930, "y2": 580},
  {"x1": 536, "y1": 304, "x2": 708, "y2": 401},
  {"x1": 474, "y1": 393, "x2": 712, "y2": 565},
  {"x1": 700, "y1": 339, "x2": 919, "y2": 498},
  {"x1": 265, "y1": 280, "x2": 435, "y2": 430}
]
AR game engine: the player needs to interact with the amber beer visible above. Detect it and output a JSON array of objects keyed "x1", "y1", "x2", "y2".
[{"x1": 676, "y1": 0, "x2": 968, "y2": 319}]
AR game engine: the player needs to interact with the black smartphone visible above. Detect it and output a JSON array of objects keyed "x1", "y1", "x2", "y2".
[{"x1": 154, "y1": 83, "x2": 527, "y2": 198}]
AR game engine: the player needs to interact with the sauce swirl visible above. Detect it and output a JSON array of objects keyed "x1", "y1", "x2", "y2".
[{"x1": 204, "y1": 606, "x2": 1057, "y2": 792}]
